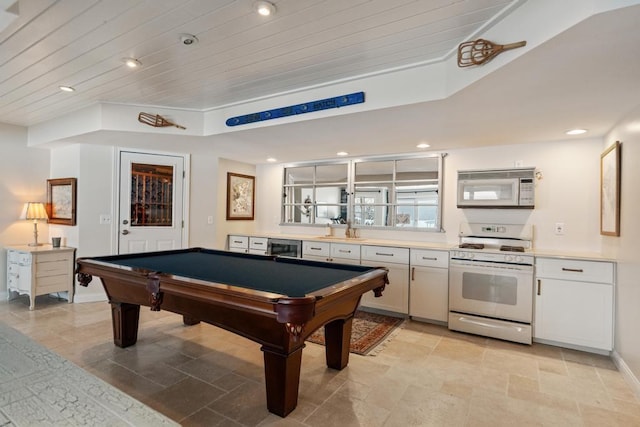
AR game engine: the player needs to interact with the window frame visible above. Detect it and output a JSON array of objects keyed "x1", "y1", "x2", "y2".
[{"x1": 281, "y1": 153, "x2": 445, "y2": 232}]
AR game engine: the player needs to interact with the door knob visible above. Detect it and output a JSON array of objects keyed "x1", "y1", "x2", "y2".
[
  {"x1": 122, "y1": 230, "x2": 130, "y2": 235},
  {"x1": 123, "y1": 220, "x2": 129, "y2": 225}
]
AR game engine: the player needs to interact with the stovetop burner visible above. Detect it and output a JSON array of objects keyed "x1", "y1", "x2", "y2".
[
  {"x1": 500, "y1": 245, "x2": 525, "y2": 252},
  {"x1": 459, "y1": 243, "x2": 485, "y2": 249}
]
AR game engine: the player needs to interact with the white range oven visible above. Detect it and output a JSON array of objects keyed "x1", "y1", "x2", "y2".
[{"x1": 448, "y1": 223, "x2": 534, "y2": 344}]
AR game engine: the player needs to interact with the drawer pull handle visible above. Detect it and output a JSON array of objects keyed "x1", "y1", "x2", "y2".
[
  {"x1": 310, "y1": 247, "x2": 322, "y2": 251},
  {"x1": 537, "y1": 279, "x2": 541, "y2": 296},
  {"x1": 422, "y1": 256, "x2": 437, "y2": 261},
  {"x1": 411, "y1": 267, "x2": 415, "y2": 281},
  {"x1": 233, "y1": 240, "x2": 243, "y2": 244},
  {"x1": 561, "y1": 267, "x2": 584, "y2": 273},
  {"x1": 375, "y1": 252, "x2": 394, "y2": 257},
  {"x1": 254, "y1": 242, "x2": 264, "y2": 246},
  {"x1": 338, "y1": 249, "x2": 351, "y2": 253}
]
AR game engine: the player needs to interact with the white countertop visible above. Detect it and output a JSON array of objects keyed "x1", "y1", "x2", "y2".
[{"x1": 233, "y1": 233, "x2": 615, "y2": 262}]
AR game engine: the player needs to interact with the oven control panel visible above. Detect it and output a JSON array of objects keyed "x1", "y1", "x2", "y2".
[{"x1": 450, "y1": 250, "x2": 533, "y2": 266}]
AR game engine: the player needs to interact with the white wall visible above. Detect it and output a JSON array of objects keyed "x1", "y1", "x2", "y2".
[
  {"x1": 603, "y1": 105, "x2": 640, "y2": 389},
  {"x1": 0, "y1": 124, "x2": 50, "y2": 300},
  {"x1": 257, "y1": 138, "x2": 604, "y2": 253}
]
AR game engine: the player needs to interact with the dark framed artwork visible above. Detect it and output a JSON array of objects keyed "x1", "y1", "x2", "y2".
[
  {"x1": 47, "y1": 178, "x2": 77, "y2": 225},
  {"x1": 600, "y1": 141, "x2": 621, "y2": 236},
  {"x1": 226, "y1": 172, "x2": 255, "y2": 220}
]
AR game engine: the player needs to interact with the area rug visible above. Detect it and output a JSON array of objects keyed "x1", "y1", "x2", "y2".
[
  {"x1": 0, "y1": 321, "x2": 178, "y2": 426},
  {"x1": 307, "y1": 310, "x2": 405, "y2": 355}
]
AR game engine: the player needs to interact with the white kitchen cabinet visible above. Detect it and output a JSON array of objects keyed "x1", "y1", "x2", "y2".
[
  {"x1": 228, "y1": 235, "x2": 249, "y2": 253},
  {"x1": 249, "y1": 236, "x2": 268, "y2": 255},
  {"x1": 534, "y1": 257, "x2": 614, "y2": 351},
  {"x1": 409, "y1": 249, "x2": 449, "y2": 322},
  {"x1": 360, "y1": 245, "x2": 409, "y2": 314},
  {"x1": 7, "y1": 245, "x2": 76, "y2": 310},
  {"x1": 302, "y1": 241, "x2": 360, "y2": 265}
]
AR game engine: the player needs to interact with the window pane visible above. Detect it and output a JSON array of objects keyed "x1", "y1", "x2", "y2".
[
  {"x1": 316, "y1": 164, "x2": 348, "y2": 183},
  {"x1": 285, "y1": 166, "x2": 314, "y2": 185},
  {"x1": 396, "y1": 158, "x2": 439, "y2": 181},
  {"x1": 355, "y1": 161, "x2": 393, "y2": 182},
  {"x1": 131, "y1": 163, "x2": 173, "y2": 227}
]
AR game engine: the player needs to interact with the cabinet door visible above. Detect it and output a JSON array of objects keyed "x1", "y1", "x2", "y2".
[
  {"x1": 360, "y1": 263, "x2": 409, "y2": 314},
  {"x1": 409, "y1": 266, "x2": 448, "y2": 322},
  {"x1": 534, "y1": 278, "x2": 613, "y2": 350}
]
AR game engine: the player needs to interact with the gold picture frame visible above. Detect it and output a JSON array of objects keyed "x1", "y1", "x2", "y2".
[
  {"x1": 226, "y1": 172, "x2": 255, "y2": 220},
  {"x1": 600, "y1": 141, "x2": 621, "y2": 236},
  {"x1": 47, "y1": 178, "x2": 77, "y2": 225}
]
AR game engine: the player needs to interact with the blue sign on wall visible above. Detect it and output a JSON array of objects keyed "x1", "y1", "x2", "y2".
[{"x1": 225, "y1": 92, "x2": 365, "y2": 127}]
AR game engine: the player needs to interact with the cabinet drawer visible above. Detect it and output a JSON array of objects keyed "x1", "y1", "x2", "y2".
[
  {"x1": 249, "y1": 237, "x2": 268, "y2": 250},
  {"x1": 536, "y1": 258, "x2": 614, "y2": 284},
  {"x1": 228, "y1": 235, "x2": 248, "y2": 248},
  {"x1": 36, "y1": 261, "x2": 70, "y2": 276},
  {"x1": 330, "y1": 243, "x2": 360, "y2": 261},
  {"x1": 303, "y1": 241, "x2": 330, "y2": 257},
  {"x1": 410, "y1": 249, "x2": 448, "y2": 268},
  {"x1": 36, "y1": 252, "x2": 72, "y2": 263},
  {"x1": 361, "y1": 245, "x2": 409, "y2": 264}
]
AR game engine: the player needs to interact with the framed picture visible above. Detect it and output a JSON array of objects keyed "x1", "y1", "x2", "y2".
[
  {"x1": 226, "y1": 172, "x2": 255, "y2": 220},
  {"x1": 600, "y1": 141, "x2": 621, "y2": 236},
  {"x1": 47, "y1": 178, "x2": 77, "y2": 225}
]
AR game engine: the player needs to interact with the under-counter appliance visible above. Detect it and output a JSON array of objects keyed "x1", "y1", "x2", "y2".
[
  {"x1": 267, "y1": 238, "x2": 302, "y2": 258},
  {"x1": 448, "y1": 223, "x2": 534, "y2": 344},
  {"x1": 457, "y1": 167, "x2": 535, "y2": 208}
]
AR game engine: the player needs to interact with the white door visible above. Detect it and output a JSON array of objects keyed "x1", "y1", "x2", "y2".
[{"x1": 119, "y1": 152, "x2": 185, "y2": 254}]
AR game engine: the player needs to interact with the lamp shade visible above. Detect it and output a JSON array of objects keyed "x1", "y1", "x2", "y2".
[{"x1": 20, "y1": 202, "x2": 49, "y2": 220}]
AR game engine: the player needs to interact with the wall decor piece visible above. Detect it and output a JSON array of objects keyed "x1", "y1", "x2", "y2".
[
  {"x1": 457, "y1": 39, "x2": 526, "y2": 67},
  {"x1": 47, "y1": 178, "x2": 77, "y2": 225},
  {"x1": 226, "y1": 173, "x2": 255, "y2": 220},
  {"x1": 600, "y1": 141, "x2": 621, "y2": 236},
  {"x1": 137, "y1": 112, "x2": 186, "y2": 129},
  {"x1": 225, "y1": 92, "x2": 365, "y2": 127}
]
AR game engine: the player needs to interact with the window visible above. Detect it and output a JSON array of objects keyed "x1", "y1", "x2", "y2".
[{"x1": 282, "y1": 154, "x2": 444, "y2": 231}]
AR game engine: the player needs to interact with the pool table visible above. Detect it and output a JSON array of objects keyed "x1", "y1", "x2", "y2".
[{"x1": 76, "y1": 248, "x2": 388, "y2": 417}]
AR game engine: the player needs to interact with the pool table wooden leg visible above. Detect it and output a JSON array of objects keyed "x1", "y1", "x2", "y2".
[
  {"x1": 261, "y1": 346, "x2": 304, "y2": 417},
  {"x1": 324, "y1": 316, "x2": 353, "y2": 369},
  {"x1": 110, "y1": 302, "x2": 140, "y2": 348}
]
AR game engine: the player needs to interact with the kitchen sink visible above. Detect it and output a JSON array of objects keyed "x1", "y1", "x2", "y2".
[{"x1": 315, "y1": 236, "x2": 367, "y2": 241}]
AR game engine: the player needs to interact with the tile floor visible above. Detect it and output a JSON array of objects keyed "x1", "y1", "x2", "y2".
[{"x1": 1, "y1": 295, "x2": 639, "y2": 426}]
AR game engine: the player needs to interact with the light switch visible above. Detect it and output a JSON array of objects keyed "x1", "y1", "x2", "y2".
[{"x1": 99, "y1": 214, "x2": 112, "y2": 225}]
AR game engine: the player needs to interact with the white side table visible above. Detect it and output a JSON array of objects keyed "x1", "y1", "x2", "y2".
[{"x1": 6, "y1": 244, "x2": 76, "y2": 310}]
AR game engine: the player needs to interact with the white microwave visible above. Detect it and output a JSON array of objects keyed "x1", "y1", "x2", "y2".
[{"x1": 457, "y1": 168, "x2": 535, "y2": 208}]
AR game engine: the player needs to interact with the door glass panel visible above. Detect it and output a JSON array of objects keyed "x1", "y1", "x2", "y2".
[{"x1": 131, "y1": 163, "x2": 173, "y2": 226}]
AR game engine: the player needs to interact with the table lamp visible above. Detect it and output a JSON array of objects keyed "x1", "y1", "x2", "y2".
[{"x1": 20, "y1": 202, "x2": 49, "y2": 246}]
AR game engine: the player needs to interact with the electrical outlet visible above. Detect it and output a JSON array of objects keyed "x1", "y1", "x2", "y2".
[
  {"x1": 207, "y1": 216, "x2": 213, "y2": 224},
  {"x1": 514, "y1": 160, "x2": 524, "y2": 167},
  {"x1": 554, "y1": 222, "x2": 565, "y2": 235}
]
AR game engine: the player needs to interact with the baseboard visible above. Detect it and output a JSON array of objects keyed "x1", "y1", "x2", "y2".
[
  {"x1": 612, "y1": 350, "x2": 640, "y2": 399},
  {"x1": 73, "y1": 293, "x2": 108, "y2": 303}
]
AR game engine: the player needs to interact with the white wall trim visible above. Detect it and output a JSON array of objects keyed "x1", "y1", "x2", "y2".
[{"x1": 612, "y1": 350, "x2": 640, "y2": 399}]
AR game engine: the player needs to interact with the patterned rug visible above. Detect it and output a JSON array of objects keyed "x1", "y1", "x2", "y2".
[
  {"x1": 307, "y1": 310, "x2": 405, "y2": 355},
  {"x1": 0, "y1": 321, "x2": 178, "y2": 426}
]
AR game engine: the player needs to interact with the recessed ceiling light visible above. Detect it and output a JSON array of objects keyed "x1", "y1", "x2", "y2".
[
  {"x1": 123, "y1": 58, "x2": 141, "y2": 68},
  {"x1": 179, "y1": 33, "x2": 199, "y2": 46},
  {"x1": 337, "y1": 151, "x2": 349, "y2": 156},
  {"x1": 565, "y1": 129, "x2": 587, "y2": 135},
  {"x1": 416, "y1": 142, "x2": 430, "y2": 149},
  {"x1": 266, "y1": 157, "x2": 277, "y2": 162},
  {"x1": 254, "y1": 1, "x2": 276, "y2": 16},
  {"x1": 59, "y1": 86, "x2": 75, "y2": 92}
]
